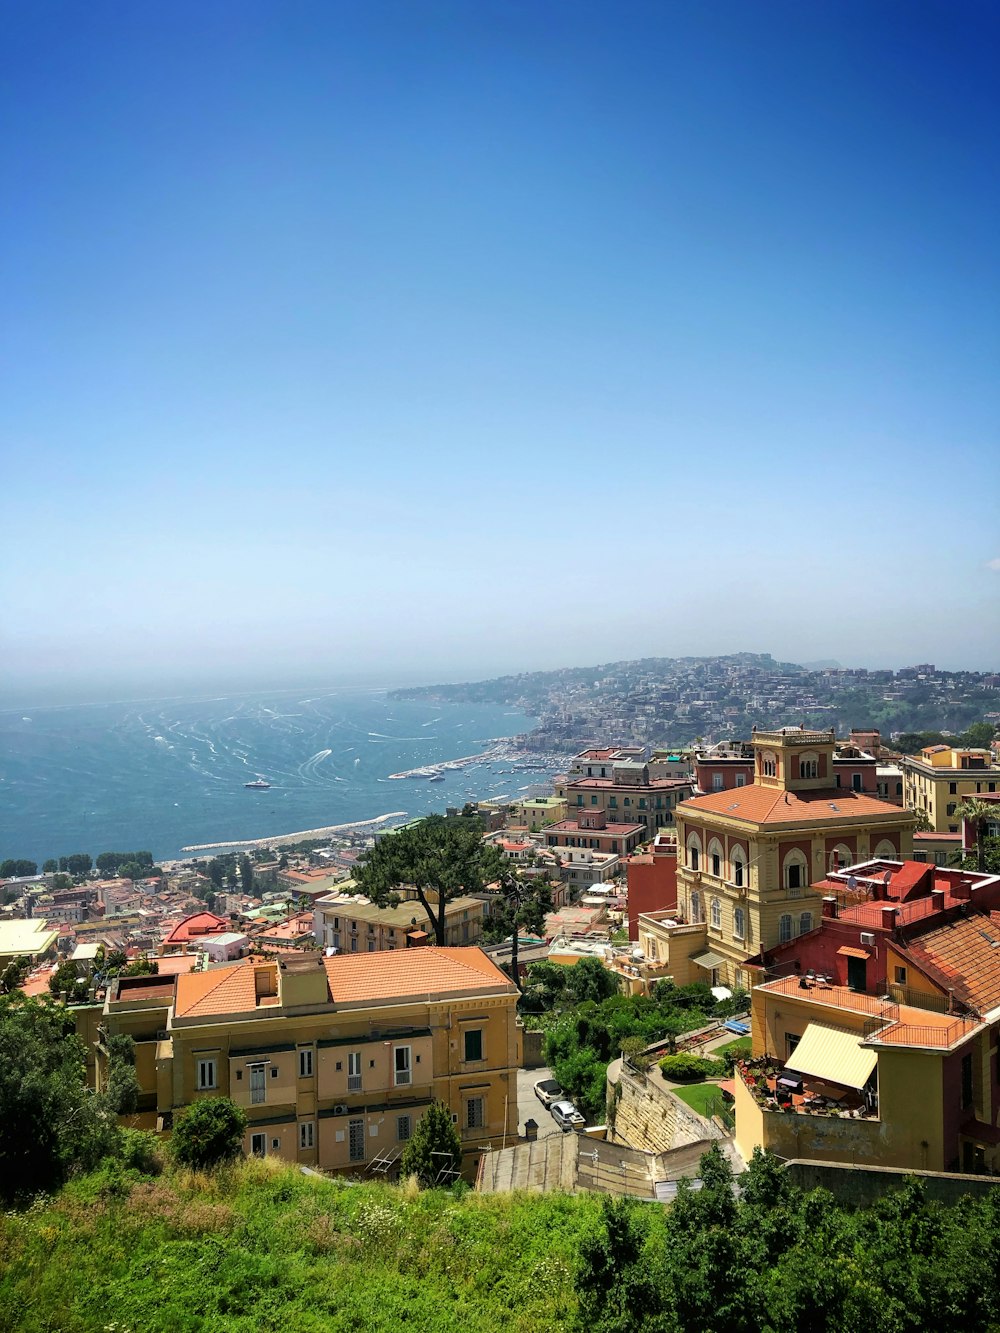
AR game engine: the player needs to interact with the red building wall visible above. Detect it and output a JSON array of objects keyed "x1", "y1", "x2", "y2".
[{"x1": 626, "y1": 852, "x2": 677, "y2": 941}]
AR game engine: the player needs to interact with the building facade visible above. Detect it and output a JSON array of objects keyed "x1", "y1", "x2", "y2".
[
  {"x1": 96, "y1": 947, "x2": 520, "y2": 1172},
  {"x1": 902, "y1": 746, "x2": 1000, "y2": 832},
  {"x1": 663, "y1": 727, "x2": 916, "y2": 990}
]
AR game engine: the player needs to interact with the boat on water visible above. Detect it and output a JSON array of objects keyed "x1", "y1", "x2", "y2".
[
  {"x1": 429, "y1": 773, "x2": 445, "y2": 782},
  {"x1": 244, "y1": 779, "x2": 271, "y2": 790}
]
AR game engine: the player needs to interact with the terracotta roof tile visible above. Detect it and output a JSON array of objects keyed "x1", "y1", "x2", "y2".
[
  {"x1": 324, "y1": 947, "x2": 514, "y2": 1004},
  {"x1": 904, "y1": 917, "x2": 1000, "y2": 1014},
  {"x1": 174, "y1": 962, "x2": 258, "y2": 1018},
  {"x1": 676, "y1": 786, "x2": 906, "y2": 826}
]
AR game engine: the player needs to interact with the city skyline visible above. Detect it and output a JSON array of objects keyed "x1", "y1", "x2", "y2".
[{"x1": 3, "y1": 1, "x2": 998, "y2": 697}]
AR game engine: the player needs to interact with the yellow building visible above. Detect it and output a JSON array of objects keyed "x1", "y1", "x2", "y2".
[
  {"x1": 735, "y1": 972, "x2": 991, "y2": 1174},
  {"x1": 662, "y1": 727, "x2": 915, "y2": 991},
  {"x1": 313, "y1": 885, "x2": 485, "y2": 951},
  {"x1": 901, "y1": 746, "x2": 1000, "y2": 832},
  {"x1": 96, "y1": 947, "x2": 520, "y2": 1171},
  {"x1": 505, "y1": 795, "x2": 567, "y2": 830}
]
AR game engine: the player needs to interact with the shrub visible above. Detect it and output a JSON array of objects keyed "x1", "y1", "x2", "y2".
[
  {"x1": 117, "y1": 1127, "x2": 163, "y2": 1175},
  {"x1": 170, "y1": 1097, "x2": 247, "y2": 1170},
  {"x1": 658, "y1": 1053, "x2": 725, "y2": 1082},
  {"x1": 399, "y1": 1101, "x2": 462, "y2": 1187}
]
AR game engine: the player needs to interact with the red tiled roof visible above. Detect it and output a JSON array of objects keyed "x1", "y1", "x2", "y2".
[
  {"x1": 676, "y1": 786, "x2": 906, "y2": 826},
  {"x1": 904, "y1": 915, "x2": 1000, "y2": 1014},
  {"x1": 164, "y1": 912, "x2": 230, "y2": 944}
]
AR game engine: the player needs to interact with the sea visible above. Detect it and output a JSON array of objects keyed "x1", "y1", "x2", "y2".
[{"x1": 0, "y1": 688, "x2": 547, "y2": 866}]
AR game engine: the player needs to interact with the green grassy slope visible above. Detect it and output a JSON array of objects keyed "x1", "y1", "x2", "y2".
[{"x1": 0, "y1": 1159, "x2": 634, "y2": 1333}]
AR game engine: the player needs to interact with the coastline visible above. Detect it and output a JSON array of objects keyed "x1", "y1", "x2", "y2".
[{"x1": 180, "y1": 811, "x2": 408, "y2": 854}]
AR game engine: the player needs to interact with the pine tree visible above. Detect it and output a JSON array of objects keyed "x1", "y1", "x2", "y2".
[{"x1": 399, "y1": 1100, "x2": 462, "y2": 1186}]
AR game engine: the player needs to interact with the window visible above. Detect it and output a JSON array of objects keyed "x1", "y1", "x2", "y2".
[
  {"x1": 249, "y1": 1064, "x2": 266, "y2": 1105},
  {"x1": 962, "y1": 1054, "x2": 974, "y2": 1110},
  {"x1": 801, "y1": 759, "x2": 818, "y2": 779},
  {"x1": 394, "y1": 1045, "x2": 412, "y2": 1087},
  {"x1": 950, "y1": 782, "x2": 958, "y2": 795},
  {"x1": 250, "y1": 1132, "x2": 266, "y2": 1158},
  {"x1": 711, "y1": 853, "x2": 721, "y2": 878},
  {"x1": 466, "y1": 1097, "x2": 485, "y2": 1130},
  {"x1": 712, "y1": 773, "x2": 724, "y2": 792},
  {"x1": 349, "y1": 1118, "x2": 365, "y2": 1162},
  {"x1": 298, "y1": 1049, "x2": 313, "y2": 1079},
  {"x1": 735, "y1": 773, "x2": 746, "y2": 787},
  {"x1": 347, "y1": 1051, "x2": 362, "y2": 1092},
  {"x1": 299, "y1": 1121, "x2": 315, "y2": 1150},
  {"x1": 710, "y1": 898, "x2": 721, "y2": 929},
  {"x1": 368, "y1": 941, "x2": 376, "y2": 952},
  {"x1": 894, "y1": 966, "x2": 907, "y2": 985},
  {"x1": 463, "y1": 1029, "x2": 484, "y2": 1062},
  {"x1": 350, "y1": 936, "x2": 358, "y2": 952},
  {"x1": 623, "y1": 797, "x2": 631, "y2": 807},
  {"x1": 690, "y1": 891, "x2": 702, "y2": 924},
  {"x1": 397, "y1": 1115, "x2": 412, "y2": 1143},
  {"x1": 779, "y1": 914, "x2": 793, "y2": 943},
  {"x1": 786, "y1": 861, "x2": 803, "y2": 891},
  {"x1": 591, "y1": 794, "x2": 598, "y2": 805},
  {"x1": 733, "y1": 907, "x2": 745, "y2": 940},
  {"x1": 690, "y1": 847, "x2": 700, "y2": 871},
  {"x1": 852, "y1": 773, "x2": 862, "y2": 791},
  {"x1": 196, "y1": 1057, "x2": 217, "y2": 1091},
  {"x1": 609, "y1": 796, "x2": 617, "y2": 808},
  {"x1": 762, "y1": 754, "x2": 777, "y2": 778},
  {"x1": 733, "y1": 857, "x2": 744, "y2": 888},
  {"x1": 799, "y1": 911, "x2": 812, "y2": 936}
]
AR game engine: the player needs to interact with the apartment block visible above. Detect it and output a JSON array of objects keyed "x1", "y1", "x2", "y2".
[
  {"x1": 901, "y1": 746, "x2": 1000, "y2": 832},
  {"x1": 96, "y1": 947, "x2": 520, "y2": 1171},
  {"x1": 313, "y1": 886, "x2": 484, "y2": 953}
]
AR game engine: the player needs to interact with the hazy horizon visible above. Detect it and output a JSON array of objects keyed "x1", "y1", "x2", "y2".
[{"x1": 3, "y1": 2, "x2": 998, "y2": 692}]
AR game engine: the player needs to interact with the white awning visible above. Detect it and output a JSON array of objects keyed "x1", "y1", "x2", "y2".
[{"x1": 784, "y1": 1021, "x2": 878, "y2": 1089}]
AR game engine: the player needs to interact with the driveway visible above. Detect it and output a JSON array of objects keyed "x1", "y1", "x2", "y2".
[{"x1": 516, "y1": 1064, "x2": 564, "y2": 1140}]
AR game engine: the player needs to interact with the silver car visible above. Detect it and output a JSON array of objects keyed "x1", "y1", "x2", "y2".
[{"x1": 550, "y1": 1100, "x2": 585, "y2": 1131}]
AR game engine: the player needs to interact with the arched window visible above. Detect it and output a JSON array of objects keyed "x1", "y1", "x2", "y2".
[
  {"x1": 783, "y1": 850, "x2": 808, "y2": 893},
  {"x1": 779, "y1": 914, "x2": 792, "y2": 943},
  {"x1": 873, "y1": 839, "x2": 896, "y2": 859},
  {"x1": 687, "y1": 832, "x2": 702, "y2": 871},
  {"x1": 733, "y1": 906, "x2": 745, "y2": 939},
  {"x1": 690, "y1": 891, "x2": 702, "y2": 924},
  {"x1": 711, "y1": 898, "x2": 721, "y2": 929},
  {"x1": 829, "y1": 843, "x2": 853, "y2": 873},
  {"x1": 761, "y1": 751, "x2": 777, "y2": 778},
  {"x1": 708, "y1": 838, "x2": 723, "y2": 879},
  {"x1": 799, "y1": 911, "x2": 812, "y2": 936},
  {"x1": 799, "y1": 753, "x2": 819, "y2": 779}
]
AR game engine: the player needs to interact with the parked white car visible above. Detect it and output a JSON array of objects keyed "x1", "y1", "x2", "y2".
[
  {"x1": 533, "y1": 1078, "x2": 564, "y2": 1109},
  {"x1": 550, "y1": 1100, "x2": 585, "y2": 1131}
]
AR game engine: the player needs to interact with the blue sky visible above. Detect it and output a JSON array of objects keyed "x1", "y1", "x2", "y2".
[{"x1": 2, "y1": 0, "x2": 998, "y2": 696}]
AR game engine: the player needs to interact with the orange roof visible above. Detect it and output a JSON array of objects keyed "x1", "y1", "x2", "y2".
[
  {"x1": 676, "y1": 785, "x2": 905, "y2": 826},
  {"x1": 904, "y1": 915, "x2": 1000, "y2": 1015},
  {"x1": 324, "y1": 947, "x2": 514, "y2": 1004},
  {"x1": 173, "y1": 947, "x2": 514, "y2": 1020},
  {"x1": 164, "y1": 911, "x2": 230, "y2": 944},
  {"x1": 174, "y1": 962, "x2": 259, "y2": 1019},
  {"x1": 151, "y1": 953, "x2": 200, "y2": 977}
]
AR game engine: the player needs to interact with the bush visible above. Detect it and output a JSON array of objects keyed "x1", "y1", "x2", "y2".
[
  {"x1": 399, "y1": 1101, "x2": 462, "y2": 1187},
  {"x1": 117, "y1": 1127, "x2": 163, "y2": 1175},
  {"x1": 658, "y1": 1053, "x2": 725, "y2": 1082},
  {"x1": 170, "y1": 1097, "x2": 247, "y2": 1170}
]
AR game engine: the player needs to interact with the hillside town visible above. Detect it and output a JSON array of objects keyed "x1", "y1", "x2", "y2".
[{"x1": 4, "y1": 712, "x2": 1000, "y2": 1200}]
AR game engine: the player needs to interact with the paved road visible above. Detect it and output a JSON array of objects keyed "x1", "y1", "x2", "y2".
[{"x1": 516, "y1": 1065, "x2": 564, "y2": 1140}]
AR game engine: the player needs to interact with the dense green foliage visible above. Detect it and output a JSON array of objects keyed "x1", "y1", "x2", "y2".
[
  {"x1": 171, "y1": 1098, "x2": 248, "y2": 1170},
  {"x1": 0, "y1": 993, "x2": 118, "y2": 1203},
  {"x1": 576, "y1": 1144, "x2": 1000, "y2": 1332},
  {"x1": 354, "y1": 814, "x2": 502, "y2": 946},
  {"x1": 658, "y1": 1053, "x2": 725, "y2": 1082},
  {"x1": 6, "y1": 1146, "x2": 1000, "y2": 1332},
  {"x1": 534, "y1": 969, "x2": 744, "y2": 1120},
  {"x1": 0, "y1": 860, "x2": 37, "y2": 878},
  {"x1": 0, "y1": 1157, "x2": 606, "y2": 1332},
  {"x1": 399, "y1": 1100, "x2": 462, "y2": 1186}
]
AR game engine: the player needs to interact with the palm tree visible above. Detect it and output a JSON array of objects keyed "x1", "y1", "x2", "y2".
[{"x1": 954, "y1": 797, "x2": 997, "y2": 873}]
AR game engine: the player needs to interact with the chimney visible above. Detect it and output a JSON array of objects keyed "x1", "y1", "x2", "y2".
[
  {"x1": 880, "y1": 906, "x2": 898, "y2": 929},
  {"x1": 822, "y1": 896, "x2": 838, "y2": 919},
  {"x1": 930, "y1": 889, "x2": 945, "y2": 911}
]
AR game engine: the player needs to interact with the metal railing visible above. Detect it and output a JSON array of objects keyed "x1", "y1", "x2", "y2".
[{"x1": 863, "y1": 1014, "x2": 972, "y2": 1048}]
